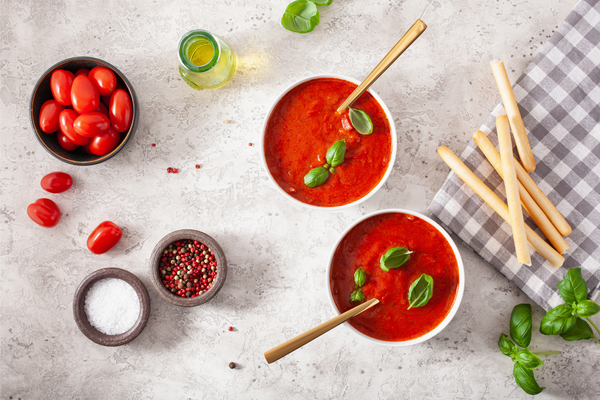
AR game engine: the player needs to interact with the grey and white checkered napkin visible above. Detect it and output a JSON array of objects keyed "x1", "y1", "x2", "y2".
[{"x1": 428, "y1": 0, "x2": 600, "y2": 311}]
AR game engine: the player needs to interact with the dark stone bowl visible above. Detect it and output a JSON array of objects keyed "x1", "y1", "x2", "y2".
[
  {"x1": 30, "y1": 56, "x2": 138, "y2": 165},
  {"x1": 149, "y1": 229, "x2": 227, "y2": 307},
  {"x1": 73, "y1": 268, "x2": 151, "y2": 346}
]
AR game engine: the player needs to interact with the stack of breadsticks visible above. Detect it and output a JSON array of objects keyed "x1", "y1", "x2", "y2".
[{"x1": 437, "y1": 60, "x2": 571, "y2": 268}]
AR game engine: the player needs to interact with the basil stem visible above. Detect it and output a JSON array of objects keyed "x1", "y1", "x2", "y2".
[
  {"x1": 326, "y1": 139, "x2": 346, "y2": 168},
  {"x1": 513, "y1": 362, "x2": 545, "y2": 395},
  {"x1": 540, "y1": 304, "x2": 577, "y2": 335},
  {"x1": 510, "y1": 304, "x2": 533, "y2": 348},
  {"x1": 281, "y1": 0, "x2": 320, "y2": 33},
  {"x1": 558, "y1": 268, "x2": 588, "y2": 304},
  {"x1": 350, "y1": 288, "x2": 365, "y2": 303},
  {"x1": 498, "y1": 333, "x2": 517, "y2": 357},
  {"x1": 407, "y1": 274, "x2": 433, "y2": 310},
  {"x1": 304, "y1": 166, "x2": 329, "y2": 187},
  {"x1": 380, "y1": 247, "x2": 412, "y2": 271},
  {"x1": 575, "y1": 300, "x2": 600, "y2": 318},
  {"x1": 559, "y1": 317, "x2": 595, "y2": 341},
  {"x1": 354, "y1": 267, "x2": 366, "y2": 288},
  {"x1": 348, "y1": 108, "x2": 373, "y2": 135}
]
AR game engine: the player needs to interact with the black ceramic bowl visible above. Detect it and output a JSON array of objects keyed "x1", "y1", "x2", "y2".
[
  {"x1": 149, "y1": 229, "x2": 227, "y2": 307},
  {"x1": 30, "y1": 57, "x2": 138, "y2": 165},
  {"x1": 73, "y1": 268, "x2": 151, "y2": 346}
]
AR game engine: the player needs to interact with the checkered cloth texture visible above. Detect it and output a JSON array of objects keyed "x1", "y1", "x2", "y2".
[{"x1": 428, "y1": 0, "x2": 600, "y2": 311}]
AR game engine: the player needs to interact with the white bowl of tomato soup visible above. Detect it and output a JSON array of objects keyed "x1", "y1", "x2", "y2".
[
  {"x1": 327, "y1": 209, "x2": 465, "y2": 346},
  {"x1": 261, "y1": 75, "x2": 397, "y2": 210}
]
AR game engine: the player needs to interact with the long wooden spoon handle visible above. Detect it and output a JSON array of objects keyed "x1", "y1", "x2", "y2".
[
  {"x1": 336, "y1": 19, "x2": 427, "y2": 112},
  {"x1": 264, "y1": 298, "x2": 380, "y2": 364}
]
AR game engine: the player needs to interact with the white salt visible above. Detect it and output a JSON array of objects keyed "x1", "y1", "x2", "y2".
[{"x1": 84, "y1": 278, "x2": 140, "y2": 335}]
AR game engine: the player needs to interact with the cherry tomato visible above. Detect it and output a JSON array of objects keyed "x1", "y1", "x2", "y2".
[
  {"x1": 50, "y1": 69, "x2": 74, "y2": 106},
  {"x1": 75, "y1": 68, "x2": 89, "y2": 77},
  {"x1": 89, "y1": 128, "x2": 120, "y2": 156},
  {"x1": 39, "y1": 100, "x2": 64, "y2": 133},
  {"x1": 87, "y1": 221, "x2": 122, "y2": 254},
  {"x1": 101, "y1": 83, "x2": 125, "y2": 106},
  {"x1": 27, "y1": 198, "x2": 61, "y2": 228},
  {"x1": 59, "y1": 109, "x2": 90, "y2": 146},
  {"x1": 71, "y1": 75, "x2": 99, "y2": 114},
  {"x1": 88, "y1": 67, "x2": 117, "y2": 97},
  {"x1": 95, "y1": 102, "x2": 109, "y2": 117},
  {"x1": 40, "y1": 172, "x2": 73, "y2": 193},
  {"x1": 109, "y1": 89, "x2": 133, "y2": 132},
  {"x1": 82, "y1": 141, "x2": 94, "y2": 154},
  {"x1": 73, "y1": 112, "x2": 110, "y2": 138},
  {"x1": 57, "y1": 131, "x2": 79, "y2": 151}
]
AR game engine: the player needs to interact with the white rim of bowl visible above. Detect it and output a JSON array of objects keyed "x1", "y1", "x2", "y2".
[
  {"x1": 325, "y1": 208, "x2": 465, "y2": 346},
  {"x1": 260, "y1": 74, "x2": 398, "y2": 211}
]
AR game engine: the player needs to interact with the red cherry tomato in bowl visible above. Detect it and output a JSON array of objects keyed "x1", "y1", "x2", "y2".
[
  {"x1": 87, "y1": 221, "x2": 122, "y2": 254},
  {"x1": 75, "y1": 68, "x2": 89, "y2": 77},
  {"x1": 89, "y1": 67, "x2": 117, "y2": 97},
  {"x1": 109, "y1": 89, "x2": 133, "y2": 132},
  {"x1": 50, "y1": 69, "x2": 74, "y2": 106},
  {"x1": 59, "y1": 109, "x2": 90, "y2": 146},
  {"x1": 57, "y1": 131, "x2": 79, "y2": 151},
  {"x1": 89, "y1": 128, "x2": 120, "y2": 156},
  {"x1": 73, "y1": 112, "x2": 110, "y2": 138},
  {"x1": 95, "y1": 102, "x2": 109, "y2": 117},
  {"x1": 40, "y1": 172, "x2": 73, "y2": 193},
  {"x1": 39, "y1": 100, "x2": 64, "y2": 133},
  {"x1": 27, "y1": 198, "x2": 61, "y2": 228},
  {"x1": 71, "y1": 75, "x2": 99, "y2": 114}
]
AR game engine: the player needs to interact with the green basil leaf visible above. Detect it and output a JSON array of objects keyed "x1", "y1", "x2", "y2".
[
  {"x1": 354, "y1": 267, "x2": 366, "y2": 288},
  {"x1": 407, "y1": 274, "x2": 433, "y2": 310},
  {"x1": 380, "y1": 247, "x2": 413, "y2": 271},
  {"x1": 575, "y1": 300, "x2": 600, "y2": 318},
  {"x1": 348, "y1": 108, "x2": 373, "y2": 135},
  {"x1": 350, "y1": 288, "x2": 365, "y2": 303},
  {"x1": 540, "y1": 304, "x2": 577, "y2": 335},
  {"x1": 510, "y1": 304, "x2": 533, "y2": 348},
  {"x1": 281, "y1": 1, "x2": 320, "y2": 34},
  {"x1": 513, "y1": 362, "x2": 545, "y2": 395},
  {"x1": 304, "y1": 166, "x2": 329, "y2": 187},
  {"x1": 559, "y1": 317, "x2": 595, "y2": 341},
  {"x1": 558, "y1": 268, "x2": 588, "y2": 304},
  {"x1": 326, "y1": 139, "x2": 346, "y2": 167},
  {"x1": 310, "y1": 0, "x2": 333, "y2": 5},
  {"x1": 514, "y1": 349, "x2": 544, "y2": 370},
  {"x1": 498, "y1": 333, "x2": 517, "y2": 357}
]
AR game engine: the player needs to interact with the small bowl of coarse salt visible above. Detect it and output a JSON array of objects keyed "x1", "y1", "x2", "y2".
[{"x1": 73, "y1": 268, "x2": 151, "y2": 346}]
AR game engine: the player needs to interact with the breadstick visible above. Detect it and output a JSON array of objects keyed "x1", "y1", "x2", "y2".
[
  {"x1": 437, "y1": 146, "x2": 563, "y2": 268},
  {"x1": 496, "y1": 116, "x2": 531, "y2": 265},
  {"x1": 490, "y1": 59, "x2": 536, "y2": 173},
  {"x1": 513, "y1": 158, "x2": 572, "y2": 237},
  {"x1": 473, "y1": 130, "x2": 569, "y2": 254}
]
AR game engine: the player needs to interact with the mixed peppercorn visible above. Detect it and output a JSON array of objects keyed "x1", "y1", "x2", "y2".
[{"x1": 159, "y1": 239, "x2": 218, "y2": 298}]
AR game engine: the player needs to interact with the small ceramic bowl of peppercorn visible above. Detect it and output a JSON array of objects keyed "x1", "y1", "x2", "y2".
[{"x1": 149, "y1": 229, "x2": 227, "y2": 307}]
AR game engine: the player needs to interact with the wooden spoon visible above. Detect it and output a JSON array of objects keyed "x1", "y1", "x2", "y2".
[
  {"x1": 264, "y1": 298, "x2": 379, "y2": 364},
  {"x1": 336, "y1": 19, "x2": 427, "y2": 112}
]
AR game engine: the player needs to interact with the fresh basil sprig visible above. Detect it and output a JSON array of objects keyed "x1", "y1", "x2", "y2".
[
  {"x1": 380, "y1": 247, "x2": 412, "y2": 271},
  {"x1": 350, "y1": 267, "x2": 367, "y2": 303},
  {"x1": 513, "y1": 363, "x2": 545, "y2": 396},
  {"x1": 326, "y1": 139, "x2": 346, "y2": 167},
  {"x1": 304, "y1": 166, "x2": 329, "y2": 187},
  {"x1": 540, "y1": 268, "x2": 600, "y2": 344},
  {"x1": 303, "y1": 139, "x2": 346, "y2": 188},
  {"x1": 281, "y1": 0, "x2": 332, "y2": 34},
  {"x1": 407, "y1": 274, "x2": 433, "y2": 310},
  {"x1": 350, "y1": 288, "x2": 365, "y2": 303},
  {"x1": 348, "y1": 108, "x2": 373, "y2": 135}
]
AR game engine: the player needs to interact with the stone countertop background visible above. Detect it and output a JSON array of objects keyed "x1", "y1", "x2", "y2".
[{"x1": 1, "y1": 0, "x2": 599, "y2": 399}]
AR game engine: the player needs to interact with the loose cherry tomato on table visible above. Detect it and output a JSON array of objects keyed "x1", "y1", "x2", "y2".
[
  {"x1": 39, "y1": 100, "x2": 64, "y2": 133},
  {"x1": 109, "y1": 89, "x2": 133, "y2": 132},
  {"x1": 27, "y1": 198, "x2": 61, "y2": 228},
  {"x1": 71, "y1": 75, "x2": 99, "y2": 114},
  {"x1": 89, "y1": 128, "x2": 120, "y2": 156},
  {"x1": 57, "y1": 131, "x2": 79, "y2": 151},
  {"x1": 88, "y1": 67, "x2": 117, "y2": 97},
  {"x1": 59, "y1": 109, "x2": 90, "y2": 146},
  {"x1": 73, "y1": 112, "x2": 110, "y2": 138},
  {"x1": 87, "y1": 221, "x2": 122, "y2": 254},
  {"x1": 50, "y1": 69, "x2": 74, "y2": 106},
  {"x1": 40, "y1": 172, "x2": 73, "y2": 193}
]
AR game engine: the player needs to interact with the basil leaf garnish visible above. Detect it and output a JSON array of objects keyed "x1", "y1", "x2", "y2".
[
  {"x1": 407, "y1": 274, "x2": 433, "y2": 310},
  {"x1": 348, "y1": 108, "x2": 373, "y2": 135},
  {"x1": 540, "y1": 304, "x2": 577, "y2": 335},
  {"x1": 350, "y1": 288, "x2": 365, "y2": 303},
  {"x1": 304, "y1": 166, "x2": 329, "y2": 187},
  {"x1": 380, "y1": 247, "x2": 412, "y2": 271},
  {"x1": 281, "y1": 0, "x2": 320, "y2": 33},
  {"x1": 575, "y1": 300, "x2": 600, "y2": 318},
  {"x1": 513, "y1": 362, "x2": 545, "y2": 395},
  {"x1": 498, "y1": 333, "x2": 517, "y2": 357},
  {"x1": 559, "y1": 317, "x2": 595, "y2": 341},
  {"x1": 558, "y1": 268, "x2": 588, "y2": 304},
  {"x1": 510, "y1": 304, "x2": 533, "y2": 348},
  {"x1": 310, "y1": 0, "x2": 333, "y2": 5},
  {"x1": 326, "y1": 139, "x2": 346, "y2": 168},
  {"x1": 513, "y1": 349, "x2": 544, "y2": 370},
  {"x1": 354, "y1": 267, "x2": 366, "y2": 288}
]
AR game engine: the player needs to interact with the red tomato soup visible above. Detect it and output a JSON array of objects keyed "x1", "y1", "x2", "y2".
[
  {"x1": 330, "y1": 213, "x2": 460, "y2": 342},
  {"x1": 264, "y1": 78, "x2": 392, "y2": 207}
]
